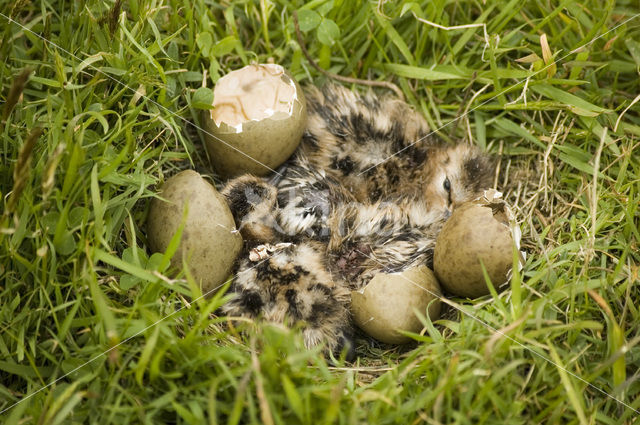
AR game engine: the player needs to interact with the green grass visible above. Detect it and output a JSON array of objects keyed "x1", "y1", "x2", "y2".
[{"x1": 1, "y1": 0, "x2": 640, "y2": 423}]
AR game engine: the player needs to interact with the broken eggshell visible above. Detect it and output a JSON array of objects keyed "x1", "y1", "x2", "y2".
[
  {"x1": 146, "y1": 170, "x2": 243, "y2": 294},
  {"x1": 202, "y1": 64, "x2": 307, "y2": 178},
  {"x1": 351, "y1": 265, "x2": 442, "y2": 344},
  {"x1": 433, "y1": 190, "x2": 524, "y2": 298}
]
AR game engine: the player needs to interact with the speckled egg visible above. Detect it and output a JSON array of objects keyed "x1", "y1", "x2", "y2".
[
  {"x1": 202, "y1": 64, "x2": 306, "y2": 178},
  {"x1": 351, "y1": 265, "x2": 442, "y2": 344},
  {"x1": 146, "y1": 170, "x2": 242, "y2": 294},
  {"x1": 433, "y1": 201, "x2": 514, "y2": 298}
]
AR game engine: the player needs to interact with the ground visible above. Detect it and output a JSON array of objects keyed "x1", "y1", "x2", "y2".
[{"x1": 0, "y1": 0, "x2": 639, "y2": 423}]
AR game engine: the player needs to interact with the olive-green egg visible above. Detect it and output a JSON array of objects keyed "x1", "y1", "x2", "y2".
[
  {"x1": 201, "y1": 64, "x2": 306, "y2": 178},
  {"x1": 351, "y1": 265, "x2": 442, "y2": 344},
  {"x1": 433, "y1": 202, "x2": 513, "y2": 298},
  {"x1": 146, "y1": 170, "x2": 242, "y2": 294}
]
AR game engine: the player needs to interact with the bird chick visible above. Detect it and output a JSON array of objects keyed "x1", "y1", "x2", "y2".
[{"x1": 220, "y1": 83, "x2": 495, "y2": 359}]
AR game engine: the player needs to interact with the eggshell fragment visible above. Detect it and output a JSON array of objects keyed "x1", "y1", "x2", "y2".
[
  {"x1": 351, "y1": 265, "x2": 442, "y2": 344},
  {"x1": 146, "y1": 170, "x2": 243, "y2": 294},
  {"x1": 202, "y1": 64, "x2": 306, "y2": 178}
]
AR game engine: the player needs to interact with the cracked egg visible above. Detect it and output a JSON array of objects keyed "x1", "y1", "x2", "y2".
[
  {"x1": 433, "y1": 190, "x2": 524, "y2": 298},
  {"x1": 202, "y1": 64, "x2": 307, "y2": 178}
]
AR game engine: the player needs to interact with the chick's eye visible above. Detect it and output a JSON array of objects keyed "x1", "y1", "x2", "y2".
[{"x1": 443, "y1": 177, "x2": 451, "y2": 192}]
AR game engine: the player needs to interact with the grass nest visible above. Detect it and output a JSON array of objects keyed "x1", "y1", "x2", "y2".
[{"x1": 1, "y1": 0, "x2": 639, "y2": 423}]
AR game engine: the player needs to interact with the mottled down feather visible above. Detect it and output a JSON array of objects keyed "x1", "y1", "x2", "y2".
[{"x1": 219, "y1": 84, "x2": 495, "y2": 358}]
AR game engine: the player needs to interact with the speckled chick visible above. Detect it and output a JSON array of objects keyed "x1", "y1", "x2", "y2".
[{"x1": 220, "y1": 83, "x2": 495, "y2": 359}]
